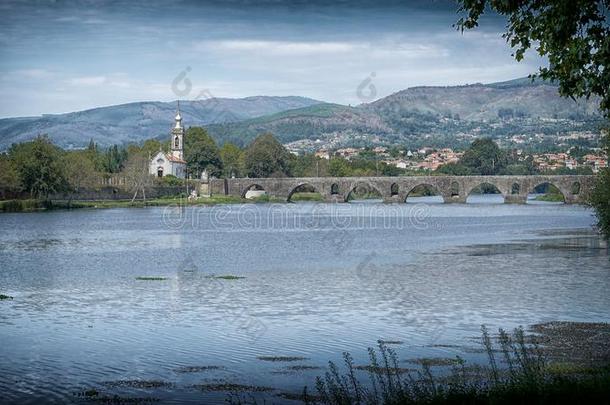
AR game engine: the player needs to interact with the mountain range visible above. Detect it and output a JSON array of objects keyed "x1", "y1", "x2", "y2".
[{"x1": 0, "y1": 78, "x2": 603, "y2": 151}]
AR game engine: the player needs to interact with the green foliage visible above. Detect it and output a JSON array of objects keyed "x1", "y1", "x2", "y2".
[
  {"x1": 436, "y1": 162, "x2": 475, "y2": 176},
  {"x1": 456, "y1": 0, "x2": 610, "y2": 117},
  {"x1": 328, "y1": 157, "x2": 351, "y2": 177},
  {"x1": 220, "y1": 142, "x2": 244, "y2": 178},
  {"x1": 535, "y1": 193, "x2": 565, "y2": 202},
  {"x1": 63, "y1": 151, "x2": 98, "y2": 195},
  {"x1": 0, "y1": 154, "x2": 21, "y2": 191},
  {"x1": 101, "y1": 145, "x2": 128, "y2": 173},
  {"x1": 140, "y1": 139, "x2": 165, "y2": 157},
  {"x1": 8, "y1": 135, "x2": 68, "y2": 199},
  {"x1": 185, "y1": 127, "x2": 222, "y2": 177},
  {"x1": 589, "y1": 133, "x2": 610, "y2": 239},
  {"x1": 135, "y1": 276, "x2": 168, "y2": 281},
  {"x1": 460, "y1": 138, "x2": 507, "y2": 175},
  {"x1": 244, "y1": 133, "x2": 291, "y2": 178},
  {"x1": 160, "y1": 174, "x2": 182, "y2": 186},
  {"x1": 290, "y1": 154, "x2": 329, "y2": 177}
]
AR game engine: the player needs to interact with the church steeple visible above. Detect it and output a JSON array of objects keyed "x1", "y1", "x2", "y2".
[
  {"x1": 174, "y1": 100, "x2": 182, "y2": 129},
  {"x1": 171, "y1": 100, "x2": 184, "y2": 160}
]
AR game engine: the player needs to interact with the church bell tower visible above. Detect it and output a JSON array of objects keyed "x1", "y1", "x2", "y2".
[{"x1": 171, "y1": 101, "x2": 184, "y2": 160}]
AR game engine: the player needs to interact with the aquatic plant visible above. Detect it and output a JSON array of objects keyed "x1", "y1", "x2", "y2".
[
  {"x1": 0, "y1": 294, "x2": 13, "y2": 300},
  {"x1": 173, "y1": 365, "x2": 224, "y2": 373},
  {"x1": 135, "y1": 276, "x2": 168, "y2": 281},
  {"x1": 313, "y1": 325, "x2": 610, "y2": 405},
  {"x1": 257, "y1": 356, "x2": 309, "y2": 362},
  {"x1": 207, "y1": 275, "x2": 246, "y2": 280}
]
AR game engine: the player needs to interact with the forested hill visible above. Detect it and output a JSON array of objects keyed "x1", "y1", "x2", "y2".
[
  {"x1": 366, "y1": 77, "x2": 600, "y2": 121},
  {"x1": 0, "y1": 78, "x2": 603, "y2": 150},
  {"x1": 0, "y1": 96, "x2": 322, "y2": 150},
  {"x1": 206, "y1": 78, "x2": 603, "y2": 147}
]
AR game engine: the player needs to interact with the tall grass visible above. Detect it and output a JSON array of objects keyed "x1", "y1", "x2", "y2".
[{"x1": 313, "y1": 326, "x2": 610, "y2": 405}]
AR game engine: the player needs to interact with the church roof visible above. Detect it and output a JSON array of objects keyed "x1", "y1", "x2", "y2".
[{"x1": 166, "y1": 153, "x2": 186, "y2": 164}]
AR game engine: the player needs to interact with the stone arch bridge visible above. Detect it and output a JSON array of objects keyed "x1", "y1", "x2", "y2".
[{"x1": 209, "y1": 175, "x2": 594, "y2": 204}]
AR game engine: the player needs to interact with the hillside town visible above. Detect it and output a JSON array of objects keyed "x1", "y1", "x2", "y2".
[{"x1": 286, "y1": 144, "x2": 607, "y2": 174}]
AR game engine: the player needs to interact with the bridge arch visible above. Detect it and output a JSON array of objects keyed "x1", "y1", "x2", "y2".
[
  {"x1": 241, "y1": 184, "x2": 267, "y2": 199},
  {"x1": 390, "y1": 182, "x2": 399, "y2": 196},
  {"x1": 527, "y1": 181, "x2": 566, "y2": 204},
  {"x1": 345, "y1": 181, "x2": 383, "y2": 202},
  {"x1": 287, "y1": 182, "x2": 322, "y2": 202},
  {"x1": 465, "y1": 182, "x2": 504, "y2": 204},
  {"x1": 405, "y1": 183, "x2": 443, "y2": 203}
]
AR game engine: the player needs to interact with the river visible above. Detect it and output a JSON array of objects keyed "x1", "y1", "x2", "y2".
[{"x1": 0, "y1": 197, "x2": 608, "y2": 404}]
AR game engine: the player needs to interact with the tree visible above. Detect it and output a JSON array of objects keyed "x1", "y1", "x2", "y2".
[
  {"x1": 244, "y1": 133, "x2": 291, "y2": 178},
  {"x1": 220, "y1": 142, "x2": 244, "y2": 178},
  {"x1": 589, "y1": 132, "x2": 610, "y2": 239},
  {"x1": 0, "y1": 154, "x2": 21, "y2": 194},
  {"x1": 63, "y1": 151, "x2": 98, "y2": 205},
  {"x1": 102, "y1": 145, "x2": 128, "y2": 173},
  {"x1": 140, "y1": 139, "x2": 165, "y2": 158},
  {"x1": 122, "y1": 153, "x2": 153, "y2": 203},
  {"x1": 456, "y1": 0, "x2": 610, "y2": 116},
  {"x1": 460, "y1": 138, "x2": 506, "y2": 175},
  {"x1": 436, "y1": 162, "x2": 475, "y2": 176},
  {"x1": 185, "y1": 127, "x2": 222, "y2": 178},
  {"x1": 328, "y1": 157, "x2": 351, "y2": 177},
  {"x1": 456, "y1": 1, "x2": 609, "y2": 237},
  {"x1": 290, "y1": 154, "x2": 329, "y2": 177},
  {"x1": 9, "y1": 135, "x2": 68, "y2": 199}
]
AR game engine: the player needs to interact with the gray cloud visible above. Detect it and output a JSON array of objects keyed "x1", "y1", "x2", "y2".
[{"x1": 0, "y1": 0, "x2": 544, "y2": 117}]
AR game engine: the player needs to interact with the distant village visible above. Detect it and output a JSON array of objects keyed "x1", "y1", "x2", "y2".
[{"x1": 285, "y1": 130, "x2": 608, "y2": 174}]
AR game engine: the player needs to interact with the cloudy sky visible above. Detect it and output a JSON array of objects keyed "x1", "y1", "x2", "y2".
[{"x1": 0, "y1": 0, "x2": 546, "y2": 118}]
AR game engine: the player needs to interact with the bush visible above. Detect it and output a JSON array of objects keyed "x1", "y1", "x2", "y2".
[{"x1": 161, "y1": 174, "x2": 183, "y2": 186}]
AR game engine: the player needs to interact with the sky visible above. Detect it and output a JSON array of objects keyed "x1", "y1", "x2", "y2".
[{"x1": 0, "y1": 0, "x2": 547, "y2": 118}]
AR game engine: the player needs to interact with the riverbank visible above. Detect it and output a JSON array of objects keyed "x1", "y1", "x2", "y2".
[
  {"x1": 0, "y1": 195, "x2": 268, "y2": 213},
  {"x1": 309, "y1": 322, "x2": 610, "y2": 405},
  {"x1": 0, "y1": 191, "x2": 336, "y2": 212}
]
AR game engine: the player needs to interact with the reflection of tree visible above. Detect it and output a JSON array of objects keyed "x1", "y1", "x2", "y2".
[{"x1": 123, "y1": 153, "x2": 153, "y2": 203}]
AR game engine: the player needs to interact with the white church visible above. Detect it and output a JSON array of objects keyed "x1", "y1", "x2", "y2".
[{"x1": 149, "y1": 103, "x2": 187, "y2": 178}]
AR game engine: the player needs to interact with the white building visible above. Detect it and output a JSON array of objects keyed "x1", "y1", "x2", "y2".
[{"x1": 150, "y1": 103, "x2": 187, "y2": 178}]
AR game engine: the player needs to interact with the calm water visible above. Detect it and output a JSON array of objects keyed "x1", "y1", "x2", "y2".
[{"x1": 1, "y1": 197, "x2": 609, "y2": 404}]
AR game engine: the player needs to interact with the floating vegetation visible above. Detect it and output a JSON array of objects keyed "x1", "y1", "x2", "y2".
[
  {"x1": 285, "y1": 365, "x2": 321, "y2": 371},
  {"x1": 74, "y1": 388, "x2": 99, "y2": 398},
  {"x1": 276, "y1": 389, "x2": 320, "y2": 402},
  {"x1": 206, "y1": 275, "x2": 245, "y2": 280},
  {"x1": 74, "y1": 388, "x2": 160, "y2": 404},
  {"x1": 102, "y1": 380, "x2": 174, "y2": 389},
  {"x1": 377, "y1": 339, "x2": 404, "y2": 345},
  {"x1": 529, "y1": 321, "x2": 610, "y2": 367},
  {"x1": 354, "y1": 365, "x2": 413, "y2": 374},
  {"x1": 256, "y1": 356, "x2": 309, "y2": 362},
  {"x1": 193, "y1": 383, "x2": 274, "y2": 392},
  {"x1": 405, "y1": 357, "x2": 461, "y2": 367},
  {"x1": 0, "y1": 294, "x2": 13, "y2": 300},
  {"x1": 173, "y1": 365, "x2": 224, "y2": 373},
  {"x1": 271, "y1": 365, "x2": 322, "y2": 374},
  {"x1": 135, "y1": 277, "x2": 168, "y2": 281}
]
